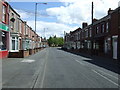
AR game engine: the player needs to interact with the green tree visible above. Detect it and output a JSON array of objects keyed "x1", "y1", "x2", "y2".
[{"x1": 47, "y1": 36, "x2": 64, "y2": 47}]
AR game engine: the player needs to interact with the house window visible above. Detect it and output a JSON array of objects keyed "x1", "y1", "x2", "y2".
[
  {"x1": 19, "y1": 21, "x2": 22, "y2": 33},
  {"x1": 0, "y1": 31, "x2": 7, "y2": 50},
  {"x1": 106, "y1": 22, "x2": 109, "y2": 32},
  {"x1": 10, "y1": 13, "x2": 14, "y2": 30},
  {"x1": 96, "y1": 26, "x2": 99, "y2": 34},
  {"x1": 11, "y1": 37, "x2": 18, "y2": 50},
  {"x1": 77, "y1": 33, "x2": 79, "y2": 40},
  {"x1": 86, "y1": 29, "x2": 88, "y2": 38},
  {"x1": 79, "y1": 32, "x2": 80, "y2": 40},
  {"x1": 16, "y1": 19, "x2": 19, "y2": 32},
  {"x1": 82, "y1": 31, "x2": 84, "y2": 38},
  {"x1": 26, "y1": 26, "x2": 28, "y2": 35},
  {"x1": 2, "y1": 5, "x2": 6, "y2": 23},
  {"x1": 87, "y1": 41, "x2": 91, "y2": 49},
  {"x1": 24, "y1": 25, "x2": 26, "y2": 35},
  {"x1": 26, "y1": 40, "x2": 30, "y2": 49},
  {"x1": 102, "y1": 24, "x2": 104, "y2": 33},
  {"x1": 11, "y1": 21, "x2": 14, "y2": 30},
  {"x1": 89, "y1": 27, "x2": 92, "y2": 37}
]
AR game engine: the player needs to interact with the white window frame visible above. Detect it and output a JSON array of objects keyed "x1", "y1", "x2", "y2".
[
  {"x1": 2, "y1": 5, "x2": 6, "y2": 22},
  {"x1": 10, "y1": 37, "x2": 19, "y2": 52}
]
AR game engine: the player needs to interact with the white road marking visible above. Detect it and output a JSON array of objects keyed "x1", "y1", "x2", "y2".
[
  {"x1": 75, "y1": 60, "x2": 85, "y2": 66},
  {"x1": 21, "y1": 59, "x2": 35, "y2": 63},
  {"x1": 40, "y1": 50, "x2": 48, "y2": 88},
  {"x1": 92, "y1": 69, "x2": 119, "y2": 86},
  {"x1": 81, "y1": 57, "x2": 92, "y2": 60},
  {"x1": 98, "y1": 70, "x2": 118, "y2": 79}
]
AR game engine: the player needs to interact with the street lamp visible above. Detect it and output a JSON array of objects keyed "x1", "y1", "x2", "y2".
[
  {"x1": 35, "y1": 3, "x2": 47, "y2": 32},
  {"x1": 43, "y1": 28, "x2": 48, "y2": 38}
]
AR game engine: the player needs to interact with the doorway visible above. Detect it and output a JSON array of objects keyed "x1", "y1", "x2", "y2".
[{"x1": 112, "y1": 36, "x2": 118, "y2": 59}]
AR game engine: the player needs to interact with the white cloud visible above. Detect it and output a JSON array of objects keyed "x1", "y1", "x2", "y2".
[
  {"x1": 27, "y1": 21, "x2": 77, "y2": 39},
  {"x1": 14, "y1": 9, "x2": 34, "y2": 19},
  {"x1": 47, "y1": 0, "x2": 120, "y2": 26},
  {"x1": 13, "y1": 0, "x2": 120, "y2": 38}
]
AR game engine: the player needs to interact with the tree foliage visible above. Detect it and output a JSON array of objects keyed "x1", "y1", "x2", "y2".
[{"x1": 47, "y1": 36, "x2": 64, "y2": 47}]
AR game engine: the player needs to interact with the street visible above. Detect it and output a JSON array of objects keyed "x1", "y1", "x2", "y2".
[{"x1": 2, "y1": 47, "x2": 119, "y2": 88}]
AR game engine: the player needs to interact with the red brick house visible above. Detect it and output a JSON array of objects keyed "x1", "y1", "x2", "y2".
[
  {"x1": 64, "y1": 6, "x2": 120, "y2": 60},
  {"x1": 0, "y1": 1, "x2": 9, "y2": 59}
]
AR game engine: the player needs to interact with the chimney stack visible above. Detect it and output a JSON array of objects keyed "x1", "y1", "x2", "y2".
[
  {"x1": 82, "y1": 22, "x2": 88, "y2": 29},
  {"x1": 108, "y1": 8, "x2": 113, "y2": 15}
]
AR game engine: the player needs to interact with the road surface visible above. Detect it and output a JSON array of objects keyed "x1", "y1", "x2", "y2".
[{"x1": 2, "y1": 47, "x2": 119, "y2": 88}]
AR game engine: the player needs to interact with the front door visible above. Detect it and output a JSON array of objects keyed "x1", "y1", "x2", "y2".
[{"x1": 112, "y1": 36, "x2": 118, "y2": 59}]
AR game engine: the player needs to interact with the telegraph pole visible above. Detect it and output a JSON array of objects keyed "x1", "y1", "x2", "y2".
[
  {"x1": 118, "y1": 6, "x2": 120, "y2": 89},
  {"x1": 118, "y1": 7, "x2": 120, "y2": 60},
  {"x1": 91, "y1": 1, "x2": 94, "y2": 56}
]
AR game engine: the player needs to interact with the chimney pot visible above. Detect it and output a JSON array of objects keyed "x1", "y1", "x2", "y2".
[
  {"x1": 108, "y1": 8, "x2": 113, "y2": 15},
  {"x1": 82, "y1": 22, "x2": 88, "y2": 29}
]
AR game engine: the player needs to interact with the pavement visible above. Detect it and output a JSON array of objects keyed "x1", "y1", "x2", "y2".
[{"x1": 2, "y1": 47, "x2": 120, "y2": 89}]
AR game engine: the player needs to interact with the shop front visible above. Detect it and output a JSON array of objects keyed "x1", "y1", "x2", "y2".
[{"x1": 0, "y1": 22, "x2": 9, "y2": 59}]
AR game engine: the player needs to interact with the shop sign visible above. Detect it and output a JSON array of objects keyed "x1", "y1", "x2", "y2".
[{"x1": 0, "y1": 23, "x2": 9, "y2": 32}]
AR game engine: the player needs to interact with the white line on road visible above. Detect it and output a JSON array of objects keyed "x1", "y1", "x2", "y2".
[
  {"x1": 21, "y1": 59, "x2": 35, "y2": 63},
  {"x1": 40, "y1": 50, "x2": 48, "y2": 88},
  {"x1": 92, "y1": 69, "x2": 119, "y2": 86},
  {"x1": 98, "y1": 70, "x2": 118, "y2": 79},
  {"x1": 75, "y1": 60, "x2": 85, "y2": 66}
]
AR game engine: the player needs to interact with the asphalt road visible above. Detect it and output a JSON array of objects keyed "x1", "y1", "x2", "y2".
[{"x1": 2, "y1": 47, "x2": 119, "y2": 88}]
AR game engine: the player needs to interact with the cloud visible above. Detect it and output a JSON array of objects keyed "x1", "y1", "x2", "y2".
[
  {"x1": 12, "y1": 0, "x2": 120, "y2": 38},
  {"x1": 14, "y1": 9, "x2": 49, "y2": 20},
  {"x1": 14, "y1": 9, "x2": 34, "y2": 20},
  {"x1": 14, "y1": 8, "x2": 78, "y2": 39},
  {"x1": 27, "y1": 21, "x2": 78, "y2": 38},
  {"x1": 47, "y1": 0, "x2": 120, "y2": 26}
]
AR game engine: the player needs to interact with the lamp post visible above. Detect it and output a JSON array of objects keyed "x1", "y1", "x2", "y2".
[
  {"x1": 35, "y1": 3, "x2": 47, "y2": 33},
  {"x1": 43, "y1": 28, "x2": 48, "y2": 38}
]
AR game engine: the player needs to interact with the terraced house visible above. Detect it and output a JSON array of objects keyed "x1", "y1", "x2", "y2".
[
  {"x1": 0, "y1": 1, "x2": 9, "y2": 59},
  {"x1": 0, "y1": 1, "x2": 43, "y2": 58},
  {"x1": 65, "y1": 5, "x2": 120, "y2": 60}
]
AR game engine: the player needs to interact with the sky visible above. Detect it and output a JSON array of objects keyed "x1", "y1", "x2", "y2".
[{"x1": 8, "y1": 0, "x2": 120, "y2": 39}]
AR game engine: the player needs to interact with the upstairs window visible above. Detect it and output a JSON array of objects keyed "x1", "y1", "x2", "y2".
[
  {"x1": 19, "y1": 21, "x2": 22, "y2": 33},
  {"x1": 16, "y1": 19, "x2": 19, "y2": 32},
  {"x1": 106, "y1": 22, "x2": 109, "y2": 32},
  {"x1": 86, "y1": 29, "x2": 88, "y2": 38},
  {"x1": 89, "y1": 27, "x2": 92, "y2": 37},
  {"x1": 26, "y1": 26, "x2": 28, "y2": 35},
  {"x1": 24, "y1": 25, "x2": 26, "y2": 35},
  {"x1": 2, "y1": 5, "x2": 6, "y2": 23},
  {"x1": 10, "y1": 13, "x2": 15, "y2": 30},
  {"x1": 96, "y1": 26, "x2": 99, "y2": 34},
  {"x1": 102, "y1": 24, "x2": 105, "y2": 33}
]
